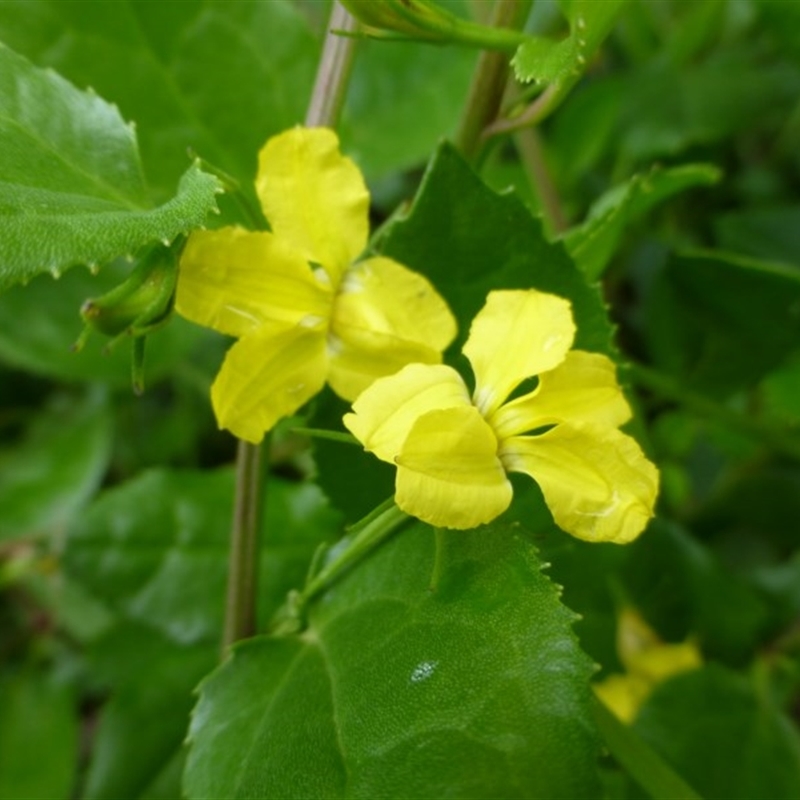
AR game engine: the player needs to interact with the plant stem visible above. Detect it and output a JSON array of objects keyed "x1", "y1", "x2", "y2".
[
  {"x1": 454, "y1": 0, "x2": 532, "y2": 162},
  {"x1": 223, "y1": 439, "x2": 265, "y2": 649},
  {"x1": 629, "y1": 363, "x2": 800, "y2": 461},
  {"x1": 222, "y1": 1, "x2": 359, "y2": 652},
  {"x1": 305, "y1": 2, "x2": 359, "y2": 128},
  {"x1": 300, "y1": 500, "x2": 408, "y2": 607},
  {"x1": 514, "y1": 126, "x2": 567, "y2": 235},
  {"x1": 291, "y1": 427, "x2": 360, "y2": 446}
]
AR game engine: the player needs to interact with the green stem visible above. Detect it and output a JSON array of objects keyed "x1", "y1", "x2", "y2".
[
  {"x1": 300, "y1": 500, "x2": 408, "y2": 607},
  {"x1": 291, "y1": 426, "x2": 360, "y2": 446},
  {"x1": 222, "y1": 439, "x2": 265, "y2": 650},
  {"x1": 593, "y1": 699, "x2": 703, "y2": 800},
  {"x1": 513, "y1": 125, "x2": 567, "y2": 235},
  {"x1": 629, "y1": 363, "x2": 800, "y2": 461},
  {"x1": 222, "y1": 2, "x2": 360, "y2": 652},
  {"x1": 482, "y1": 82, "x2": 560, "y2": 139},
  {"x1": 305, "y1": 2, "x2": 359, "y2": 128},
  {"x1": 454, "y1": 0, "x2": 533, "y2": 162}
]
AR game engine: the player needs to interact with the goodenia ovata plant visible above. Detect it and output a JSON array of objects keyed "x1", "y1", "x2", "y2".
[{"x1": 6, "y1": 1, "x2": 799, "y2": 799}]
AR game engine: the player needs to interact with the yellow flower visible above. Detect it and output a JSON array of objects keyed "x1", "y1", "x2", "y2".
[
  {"x1": 594, "y1": 608, "x2": 702, "y2": 723},
  {"x1": 344, "y1": 289, "x2": 659, "y2": 541},
  {"x1": 175, "y1": 127, "x2": 456, "y2": 443}
]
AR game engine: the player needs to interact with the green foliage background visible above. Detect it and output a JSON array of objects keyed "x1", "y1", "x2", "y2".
[{"x1": 2, "y1": 1, "x2": 800, "y2": 798}]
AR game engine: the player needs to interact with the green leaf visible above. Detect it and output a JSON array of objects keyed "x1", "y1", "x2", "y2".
[
  {"x1": 0, "y1": 668, "x2": 78, "y2": 800},
  {"x1": 0, "y1": 388, "x2": 111, "y2": 542},
  {"x1": 64, "y1": 469, "x2": 342, "y2": 645},
  {"x1": 82, "y1": 623, "x2": 215, "y2": 800},
  {"x1": 341, "y1": 1, "x2": 476, "y2": 180},
  {"x1": 512, "y1": 0, "x2": 625, "y2": 103},
  {"x1": 0, "y1": 1, "x2": 317, "y2": 200},
  {"x1": 380, "y1": 142, "x2": 614, "y2": 356},
  {"x1": 564, "y1": 163, "x2": 722, "y2": 280},
  {"x1": 715, "y1": 206, "x2": 800, "y2": 267},
  {"x1": 0, "y1": 0, "x2": 481, "y2": 192},
  {"x1": 645, "y1": 250, "x2": 800, "y2": 397},
  {"x1": 634, "y1": 665, "x2": 800, "y2": 800},
  {"x1": 622, "y1": 520, "x2": 770, "y2": 665},
  {"x1": 0, "y1": 261, "x2": 209, "y2": 385},
  {"x1": 0, "y1": 42, "x2": 221, "y2": 290},
  {"x1": 618, "y1": 47, "x2": 800, "y2": 165},
  {"x1": 185, "y1": 520, "x2": 601, "y2": 799}
]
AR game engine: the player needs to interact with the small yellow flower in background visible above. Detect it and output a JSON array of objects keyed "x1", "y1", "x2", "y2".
[
  {"x1": 344, "y1": 289, "x2": 659, "y2": 542},
  {"x1": 175, "y1": 127, "x2": 456, "y2": 443},
  {"x1": 594, "y1": 608, "x2": 703, "y2": 723}
]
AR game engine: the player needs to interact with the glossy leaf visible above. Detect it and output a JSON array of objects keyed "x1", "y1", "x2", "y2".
[
  {"x1": 0, "y1": 668, "x2": 78, "y2": 800},
  {"x1": 185, "y1": 520, "x2": 601, "y2": 799},
  {"x1": 0, "y1": 389, "x2": 111, "y2": 542},
  {"x1": 564, "y1": 163, "x2": 721, "y2": 280},
  {"x1": 0, "y1": 42, "x2": 221, "y2": 290},
  {"x1": 634, "y1": 665, "x2": 800, "y2": 800},
  {"x1": 64, "y1": 469, "x2": 342, "y2": 645}
]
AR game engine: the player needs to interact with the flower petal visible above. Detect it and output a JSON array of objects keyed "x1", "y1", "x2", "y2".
[
  {"x1": 593, "y1": 674, "x2": 650, "y2": 724},
  {"x1": 256, "y1": 127, "x2": 369, "y2": 285},
  {"x1": 343, "y1": 364, "x2": 471, "y2": 463},
  {"x1": 464, "y1": 290, "x2": 576, "y2": 417},
  {"x1": 211, "y1": 323, "x2": 328, "y2": 444},
  {"x1": 490, "y1": 351, "x2": 632, "y2": 440},
  {"x1": 502, "y1": 425, "x2": 658, "y2": 543},
  {"x1": 338, "y1": 256, "x2": 457, "y2": 351},
  {"x1": 395, "y1": 406, "x2": 512, "y2": 530},
  {"x1": 176, "y1": 227, "x2": 331, "y2": 337},
  {"x1": 328, "y1": 257, "x2": 457, "y2": 400}
]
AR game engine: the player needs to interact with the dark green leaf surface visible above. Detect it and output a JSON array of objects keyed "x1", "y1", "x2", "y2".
[
  {"x1": 0, "y1": 668, "x2": 78, "y2": 800},
  {"x1": 185, "y1": 520, "x2": 601, "y2": 799},
  {"x1": 564, "y1": 163, "x2": 721, "y2": 280},
  {"x1": 634, "y1": 665, "x2": 800, "y2": 800},
  {"x1": 0, "y1": 43, "x2": 221, "y2": 290},
  {"x1": 381, "y1": 142, "x2": 614, "y2": 356},
  {"x1": 0, "y1": 389, "x2": 111, "y2": 542},
  {"x1": 65, "y1": 469, "x2": 342, "y2": 645},
  {"x1": 715, "y1": 206, "x2": 800, "y2": 267},
  {"x1": 621, "y1": 520, "x2": 770, "y2": 664},
  {"x1": 646, "y1": 250, "x2": 800, "y2": 397},
  {"x1": 618, "y1": 49, "x2": 800, "y2": 165}
]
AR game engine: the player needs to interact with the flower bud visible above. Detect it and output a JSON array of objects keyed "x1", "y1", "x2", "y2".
[{"x1": 74, "y1": 243, "x2": 179, "y2": 393}]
